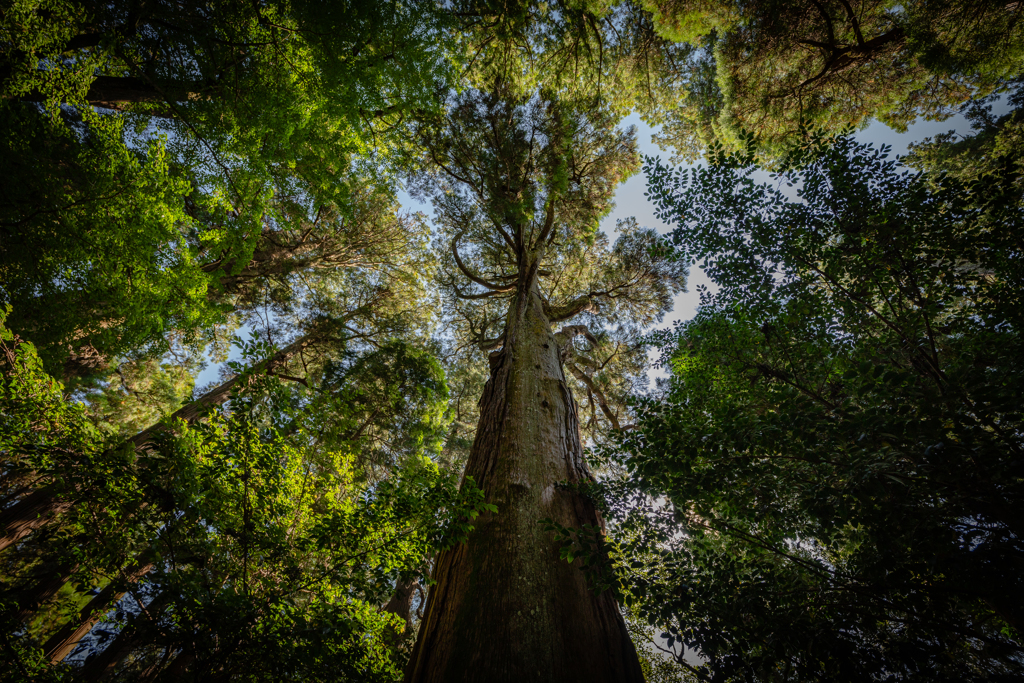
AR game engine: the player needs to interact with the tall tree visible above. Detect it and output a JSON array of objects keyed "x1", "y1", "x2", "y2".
[
  {"x1": 603, "y1": 134, "x2": 1024, "y2": 680},
  {"x1": 0, "y1": 0, "x2": 457, "y2": 379},
  {"x1": 639, "y1": 0, "x2": 1024, "y2": 156},
  {"x1": 404, "y1": 88, "x2": 684, "y2": 681},
  {"x1": 0, "y1": 315, "x2": 485, "y2": 681}
]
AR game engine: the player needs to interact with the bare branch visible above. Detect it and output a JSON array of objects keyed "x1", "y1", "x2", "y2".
[
  {"x1": 452, "y1": 233, "x2": 516, "y2": 292},
  {"x1": 566, "y1": 362, "x2": 620, "y2": 430}
]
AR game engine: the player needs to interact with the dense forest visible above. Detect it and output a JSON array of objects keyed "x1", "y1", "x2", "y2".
[{"x1": 1, "y1": 1, "x2": 1022, "y2": 681}]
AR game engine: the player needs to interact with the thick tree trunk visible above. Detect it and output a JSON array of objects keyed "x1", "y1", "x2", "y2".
[
  {"x1": 406, "y1": 287, "x2": 644, "y2": 682},
  {"x1": 43, "y1": 559, "x2": 156, "y2": 663}
]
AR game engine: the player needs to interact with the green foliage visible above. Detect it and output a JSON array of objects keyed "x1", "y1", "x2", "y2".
[
  {"x1": 604, "y1": 134, "x2": 1024, "y2": 680},
  {"x1": 0, "y1": 0, "x2": 460, "y2": 378},
  {"x1": 316, "y1": 340, "x2": 452, "y2": 473},
  {"x1": 907, "y1": 88, "x2": 1024, "y2": 190},
  {"x1": 415, "y1": 88, "x2": 683, "y2": 440},
  {"x1": 0, "y1": 103, "x2": 220, "y2": 378},
  {"x1": 642, "y1": 0, "x2": 1024, "y2": 157},
  {"x1": 0, "y1": 323, "x2": 487, "y2": 681}
]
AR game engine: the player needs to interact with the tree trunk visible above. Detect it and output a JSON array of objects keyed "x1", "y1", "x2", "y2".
[
  {"x1": 77, "y1": 592, "x2": 171, "y2": 682},
  {"x1": 405, "y1": 287, "x2": 644, "y2": 682},
  {"x1": 139, "y1": 649, "x2": 195, "y2": 683},
  {"x1": 7, "y1": 560, "x2": 77, "y2": 625},
  {"x1": 15, "y1": 75, "x2": 200, "y2": 111},
  {"x1": 384, "y1": 577, "x2": 418, "y2": 647},
  {"x1": 0, "y1": 488, "x2": 72, "y2": 552},
  {"x1": 43, "y1": 558, "x2": 156, "y2": 663}
]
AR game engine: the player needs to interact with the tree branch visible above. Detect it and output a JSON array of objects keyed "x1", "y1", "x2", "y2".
[
  {"x1": 566, "y1": 362, "x2": 620, "y2": 430},
  {"x1": 452, "y1": 233, "x2": 515, "y2": 292},
  {"x1": 546, "y1": 295, "x2": 594, "y2": 323}
]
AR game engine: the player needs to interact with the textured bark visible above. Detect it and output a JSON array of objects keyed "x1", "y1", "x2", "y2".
[
  {"x1": 43, "y1": 559, "x2": 156, "y2": 663},
  {"x1": 406, "y1": 287, "x2": 644, "y2": 682},
  {"x1": 0, "y1": 488, "x2": 72, "y2": 552},
  {"x1": 384, "y1": 577, "x2": 418, "y2": 647}
]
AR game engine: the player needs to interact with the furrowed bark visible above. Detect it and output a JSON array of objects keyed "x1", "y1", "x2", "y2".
[{"x1": 406, "y1": 285, "x2": 643, "y2": 682}]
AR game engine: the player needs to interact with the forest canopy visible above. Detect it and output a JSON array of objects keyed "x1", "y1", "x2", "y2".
[{"x1": 1, "y1": 1, "x2": 1022, "y2": 682}]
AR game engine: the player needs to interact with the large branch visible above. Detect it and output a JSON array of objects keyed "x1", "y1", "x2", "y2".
[
  {"x1": 545, "y1": 294, "x2": 594, "y2": 323},
  {"x1": 451, "y1": 234, "x2": 516, "y2": 292},
  {"x1": 533, "y1": 197, "x2": 558, "y2": 251},
  {"x1": 479, "y1": 334, "x2": 505, "y2": 352},
  {"x1": 15, "y1": 76, "x2": 207, "y2": 112},
  {"x1": 555, "y1": 324, "x2": 599, "y2": 346},
  {"x1": 452, "y1": 284, "x2": 509, "y2": 301},
  {"x1": 797, "y1": 27, "x2": 905, "y2": 90}
]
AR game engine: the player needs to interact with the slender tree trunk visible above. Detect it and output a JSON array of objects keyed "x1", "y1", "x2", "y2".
[
  {"x1": 139, "y1": 649, "x2": 195, "y2": 683},
  {"x1": 7, "y1": 560, "x2": 77, "y2": 625},
  {"x1": 406, "y1": 286, "x2": 644, "y2": 682},
  {"x1": 77, "y1": 592, "x2": 171, "y2": 682},
  {"x1": 43, "y1": 559, "x2": 156, "y2": 663},
  {"x1": 0, "y1": 489, "x2": 72, "y2": 552}
]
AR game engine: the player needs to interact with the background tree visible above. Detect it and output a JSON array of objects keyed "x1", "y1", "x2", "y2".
[
  {"x1": 639, "y1": 0, "x2": 1024, "y2": 157},
  {"x1": 600, "y1": 134, "x2": 1024, "y2": 680},
  {"x1": 0, "y1": 0, "x2": 456, "y2": 380}
]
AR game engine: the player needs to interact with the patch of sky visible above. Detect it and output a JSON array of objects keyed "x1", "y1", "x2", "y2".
[{"x1": 199, "y1": 98, "x2": 1013, "y2": 392}]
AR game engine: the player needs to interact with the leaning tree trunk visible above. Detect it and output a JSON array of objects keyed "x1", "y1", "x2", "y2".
[
  {"x1": 77, "y1": 592, "x2": 171, "y2": 682},
  {"x1": 0, "y1": 326, "x2": 331, "y2": 550},
  {"x1": 406, "y1": 287, "x2": 644, "y2": 682},
  {"x1": 43, "y1": 556, "x2": 156, "y2": 663}
]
